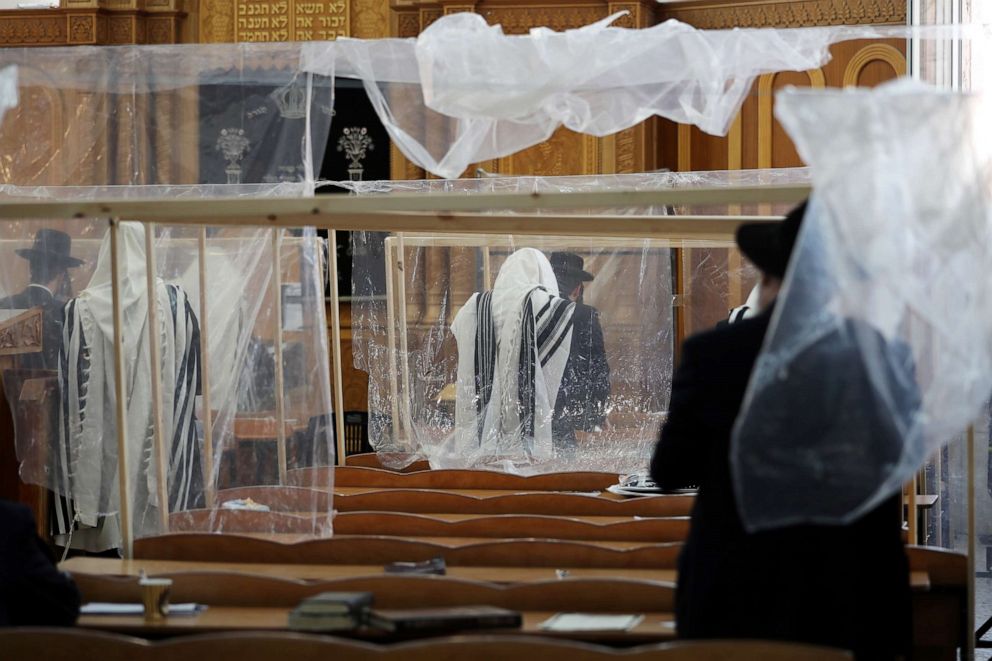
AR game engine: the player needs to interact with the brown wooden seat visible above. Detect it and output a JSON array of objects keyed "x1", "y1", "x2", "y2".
[
  {"x1": 216, "y1": 486, "x2": 333, "y2": 512},
  {"x1": 73, "y1": 572, "x2": 675, "y2": 612},
  {"x1": 335, "y1": 489, "x2": 693, "y2": 517},
  {"x1": 333, "y1": 511, "x2": 689, "y2": 542},
  {"x1": 133, "y1": 534, "x2": 681, "y2": 568},
  {"x1": 0, "y1": 630, "x2": 853, "y2": 661},
  {"x1": 906, "y1": 546, "x2": 967, "y2": 661},
  {"x1": 169, "y1": 510, "x2": 331, "y2": 535},
  {"x1": 345, "y1": 453, "x2": 431, "y2": 472},
  {"x1": 216, "y1": 486, "x2": 693, "y2": 517},
  {"x1": 312, "y1": 466, "x2": 622, "y2": 491}
]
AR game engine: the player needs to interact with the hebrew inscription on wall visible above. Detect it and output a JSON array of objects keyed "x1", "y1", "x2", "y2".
[{"x1": 235, "y1": 0, "x2": 349, "y2": 42}]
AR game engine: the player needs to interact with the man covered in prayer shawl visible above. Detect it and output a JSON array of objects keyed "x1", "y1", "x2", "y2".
[
  {"x1": 53, "y1": 223, "x2": 204, "y2": 551},
  {"x1": 447, "y1": 248, "x2": 576, "y2": 469}
]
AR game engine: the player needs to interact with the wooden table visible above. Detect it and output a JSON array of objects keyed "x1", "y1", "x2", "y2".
[
  {"x1": 61, "y1": 557, "x2": 679, "y2": 584},
  {"x1": 332, "y1": 486, "x2": 625, "y2": 499},
  {"x1": 61, "y1": 557, "x2": 930, "y2": 591},
  {"x1": 75, "y1": 607, "x2": 678, "y2": 644}
]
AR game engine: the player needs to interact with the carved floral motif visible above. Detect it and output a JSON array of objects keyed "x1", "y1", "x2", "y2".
[
  {"x1": 69, "y1": 15, "x2": 96, "y2": 43},
  {"x1": 0, "y1": 17, "x2": 66, "y2": 45}
]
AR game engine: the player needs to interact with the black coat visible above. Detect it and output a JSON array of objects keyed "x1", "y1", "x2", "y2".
[
  {"x1": 651, "y1": 308, "x2": 911, "y2": 660},
  {"x1": 0, "y1": 500, "x2": 80, "y2": 627},
  {"x1": 0, "y1": 285, "x2": 66, "y2": 371},
  {"x1": 553, "y1": 303, "x2": 610, "y2": 450}
]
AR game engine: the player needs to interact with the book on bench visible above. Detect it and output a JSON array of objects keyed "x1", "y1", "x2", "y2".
[
  {"x1": 367, "y1": 606, "x2": 522, "y2": 633},
  {"x1": 288, "y1": 591, "x2": 373, "y2": 632}
]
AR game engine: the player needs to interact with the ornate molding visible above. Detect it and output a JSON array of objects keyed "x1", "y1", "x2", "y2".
[
  {"x1": 0, "y1": 5, "x2": 185, "y2": 45},
  {"x1": 658, "y1": 0, "x2": 905, "y2": 28},
  {"x1": 480, "y1": 6, "x2": 607, "y2": 33}
]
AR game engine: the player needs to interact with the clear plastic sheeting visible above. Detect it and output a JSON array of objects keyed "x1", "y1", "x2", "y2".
[
  {"x1": 304, "y1": 18, "x2": 987, "y2": 179},
  {"x1": 732, "y1": 79, "x2": 987, "y2": 530},
  {"x1": 342, "y1": 171, "x2": 798, "y2": 473},
  {"x1": 0, "y1": 44, "x2": 336, "y2": 550},
  {"x1": 0, "y1": 66, "x2": 17, "y2": 126},
  {"x1": 0, "y1": 219, "x2": 334, "y2": 550},
  {"x1": 0, "y1": 44, "x2": 333, "y2": 192}
]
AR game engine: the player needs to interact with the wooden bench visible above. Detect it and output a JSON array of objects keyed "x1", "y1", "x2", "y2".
[
  {"x1": 216, "y1": 486, "x2": 693, "y2": 517},
  {"x1": 133, "y1": 534, "x2": 682, "y2": 568},
  {"x1": 61, "y1": 557, "x2": 680, "y2": 585},
  {"x1": 345, "y1": 453, "x2": 431, "y2": 471},
  {"x1": 72, "y1": 572, "x2": 675, "y2": 612},
  {"x1": 168, "y1": 510, "x2": 689, "y2": 543},
  {"x1": 331, "y1": 511, "x2": 689, "y2": 542},
  {"x1": 318, "y1": 466, "x2": 623, "y2": 491},
  {"x1": 0, "y1": 630, "x2": 853, "y2": 660},
  {"x1": 907, "y1": 546, "x2": 967, "y2": 661}
]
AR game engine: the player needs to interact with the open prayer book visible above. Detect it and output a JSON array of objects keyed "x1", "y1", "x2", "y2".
[{"x1": 539, "y1": 613, "x2": 644, "y2": 632}]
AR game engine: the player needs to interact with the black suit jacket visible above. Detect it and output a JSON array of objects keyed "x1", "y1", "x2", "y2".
[
  {"x1": 0, "y1": 500, "x2": 80, "y2": 627},
  {"x1": 553, "y1": 303, "x2": 610, "y2": 448},
  {"x1": 651, "y1": 308, "x2": 910, "y2": 660}
]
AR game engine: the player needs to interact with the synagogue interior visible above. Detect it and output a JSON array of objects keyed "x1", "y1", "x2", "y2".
[{"x1": 0, "y1": 1, "x2": 987, "y2": 660}]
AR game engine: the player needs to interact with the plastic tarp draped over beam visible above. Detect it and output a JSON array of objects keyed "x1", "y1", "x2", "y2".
[
  {"x1": 733, "y1": 79, "x2": 990, "y2": 530},
  {"x1": 0, "y1": 46, "x2": 335, "y2": 551},
  {"x1": 339, "y1": 169, "x2": 809, "y2": 473},
  {"x1": 302, "y1": 17, "x2": 990, "y2": 179}
]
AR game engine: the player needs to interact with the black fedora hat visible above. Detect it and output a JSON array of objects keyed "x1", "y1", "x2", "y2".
[
  {"x1": 549, "y1": 252, "x2": 594, "y2": 284},
  {"x1": 16, "y1": 229, "x2": 84, "y2": 268},
  {"x1": 735, "y1": 200, "x2": 808, "y2": 279}
]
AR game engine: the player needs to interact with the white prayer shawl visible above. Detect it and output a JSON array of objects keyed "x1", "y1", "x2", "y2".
[
  {"x1": 55, "y1": 222, "x2": 202, "y2": 549},
  {"x1": 446, "y1": 248, "x2": 575, "y2": 469}
]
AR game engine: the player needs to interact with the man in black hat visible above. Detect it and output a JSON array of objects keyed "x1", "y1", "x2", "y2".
[
  {"x1": 0, "y1": 229, "x2": 83, "y2": 369},
  {"x1": 650, "y1": 202, "x2": 911, "y2": 659},
  {"x1": 549, "y1": 252, "x2": 610, "y2": 455}
]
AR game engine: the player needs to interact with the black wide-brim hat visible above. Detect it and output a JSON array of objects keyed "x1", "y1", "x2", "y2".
[
  {"x1": 16, "y1": 228, "x2": 84, "y2": 268},
  {"x1": 735, "y1": 200, "x2": 808, "y2": 279},
  {"x1": 549, "y1": 251, "x2": 594, "y2": 282}
]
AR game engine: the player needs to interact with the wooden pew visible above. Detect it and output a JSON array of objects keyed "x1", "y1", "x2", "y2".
[
  {"x1": 331, "y1": 511, "x2": 690, "y2": 542},
  {"x1": 317, "y1": 466, "x2": 622, "y2": 491},
  {"x1": 345, "y1": 453, "x2": 431, "y2": 472},
  {"x1": 169, "y1": 509, "x2": 689, "y2": 543},
  {"x1": 169, "y1": 511, "x2": 331, "y2": 535},
  {"x1": 216, "y1": 486, "x2": 693, "y2": 517},
  {"x1": 133, "y1": 534, "x2": 681, "y2": 568},
  {"x1": 907, "y1": 546, "x2": 967, "y2": 661},
  {"x1": 0, "y1": 630, "x2": 854, "y2": 661},
  {"x1": 72, "y1": 572, "x2": 676, "y2": 612},
  {"x1": 61, "y1": 556, "x2": 679, "y2": 585}
]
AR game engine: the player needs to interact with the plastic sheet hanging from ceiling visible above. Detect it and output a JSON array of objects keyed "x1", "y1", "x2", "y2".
[
  {"x1": 337, "y1": 169, "x2": 810, "y2": 473},
  {"x1": 304, "y1": 16, "x2": 986, "y2": 179},
  {"x1": 0, "y1": 44, "x2": 336, "y2": 550},
  {"x1": 732, "y1": 78, "x2": 992, "y2": 531}
]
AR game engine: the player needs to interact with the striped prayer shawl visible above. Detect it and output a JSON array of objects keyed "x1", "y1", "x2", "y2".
[
  {"x1": 54, "y1": 283, "x2": 203, "y2": 547},
  {"x1": 464, "y1": 286, "x2": 574, "y2": 455}
]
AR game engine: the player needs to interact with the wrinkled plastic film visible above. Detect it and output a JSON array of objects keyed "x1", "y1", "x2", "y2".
[
  {"x1": 0, "y1": 44, "x2": 332, "y2": 190},
  {"x1": 343, "y1": 171, "x2": 788, "y2": 473},
  {"x1": 0, "y1": 66, "x2": 17, "y2": 126},
  {"x1": 732, "y1": 79, "x2": 988, "y2": 530},
  {"x1": 0, "y1": 47, "x2": 336, "y2": 550},
  {"x1": 306, "y1": 19, "x2": 992, "y2": 179}
]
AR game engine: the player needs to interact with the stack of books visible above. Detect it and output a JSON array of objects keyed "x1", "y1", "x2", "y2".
[{"x1": 288, "y1": 591, "x2": 373, "y2": 632}]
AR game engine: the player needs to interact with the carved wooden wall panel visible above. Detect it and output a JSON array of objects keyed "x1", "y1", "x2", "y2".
[
  {"x1": 666, "y1": 38, "x2": 907, "y2": 174},
  {"x1": 0, "y1": 1, "x2": 185, "y2": 46}
]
